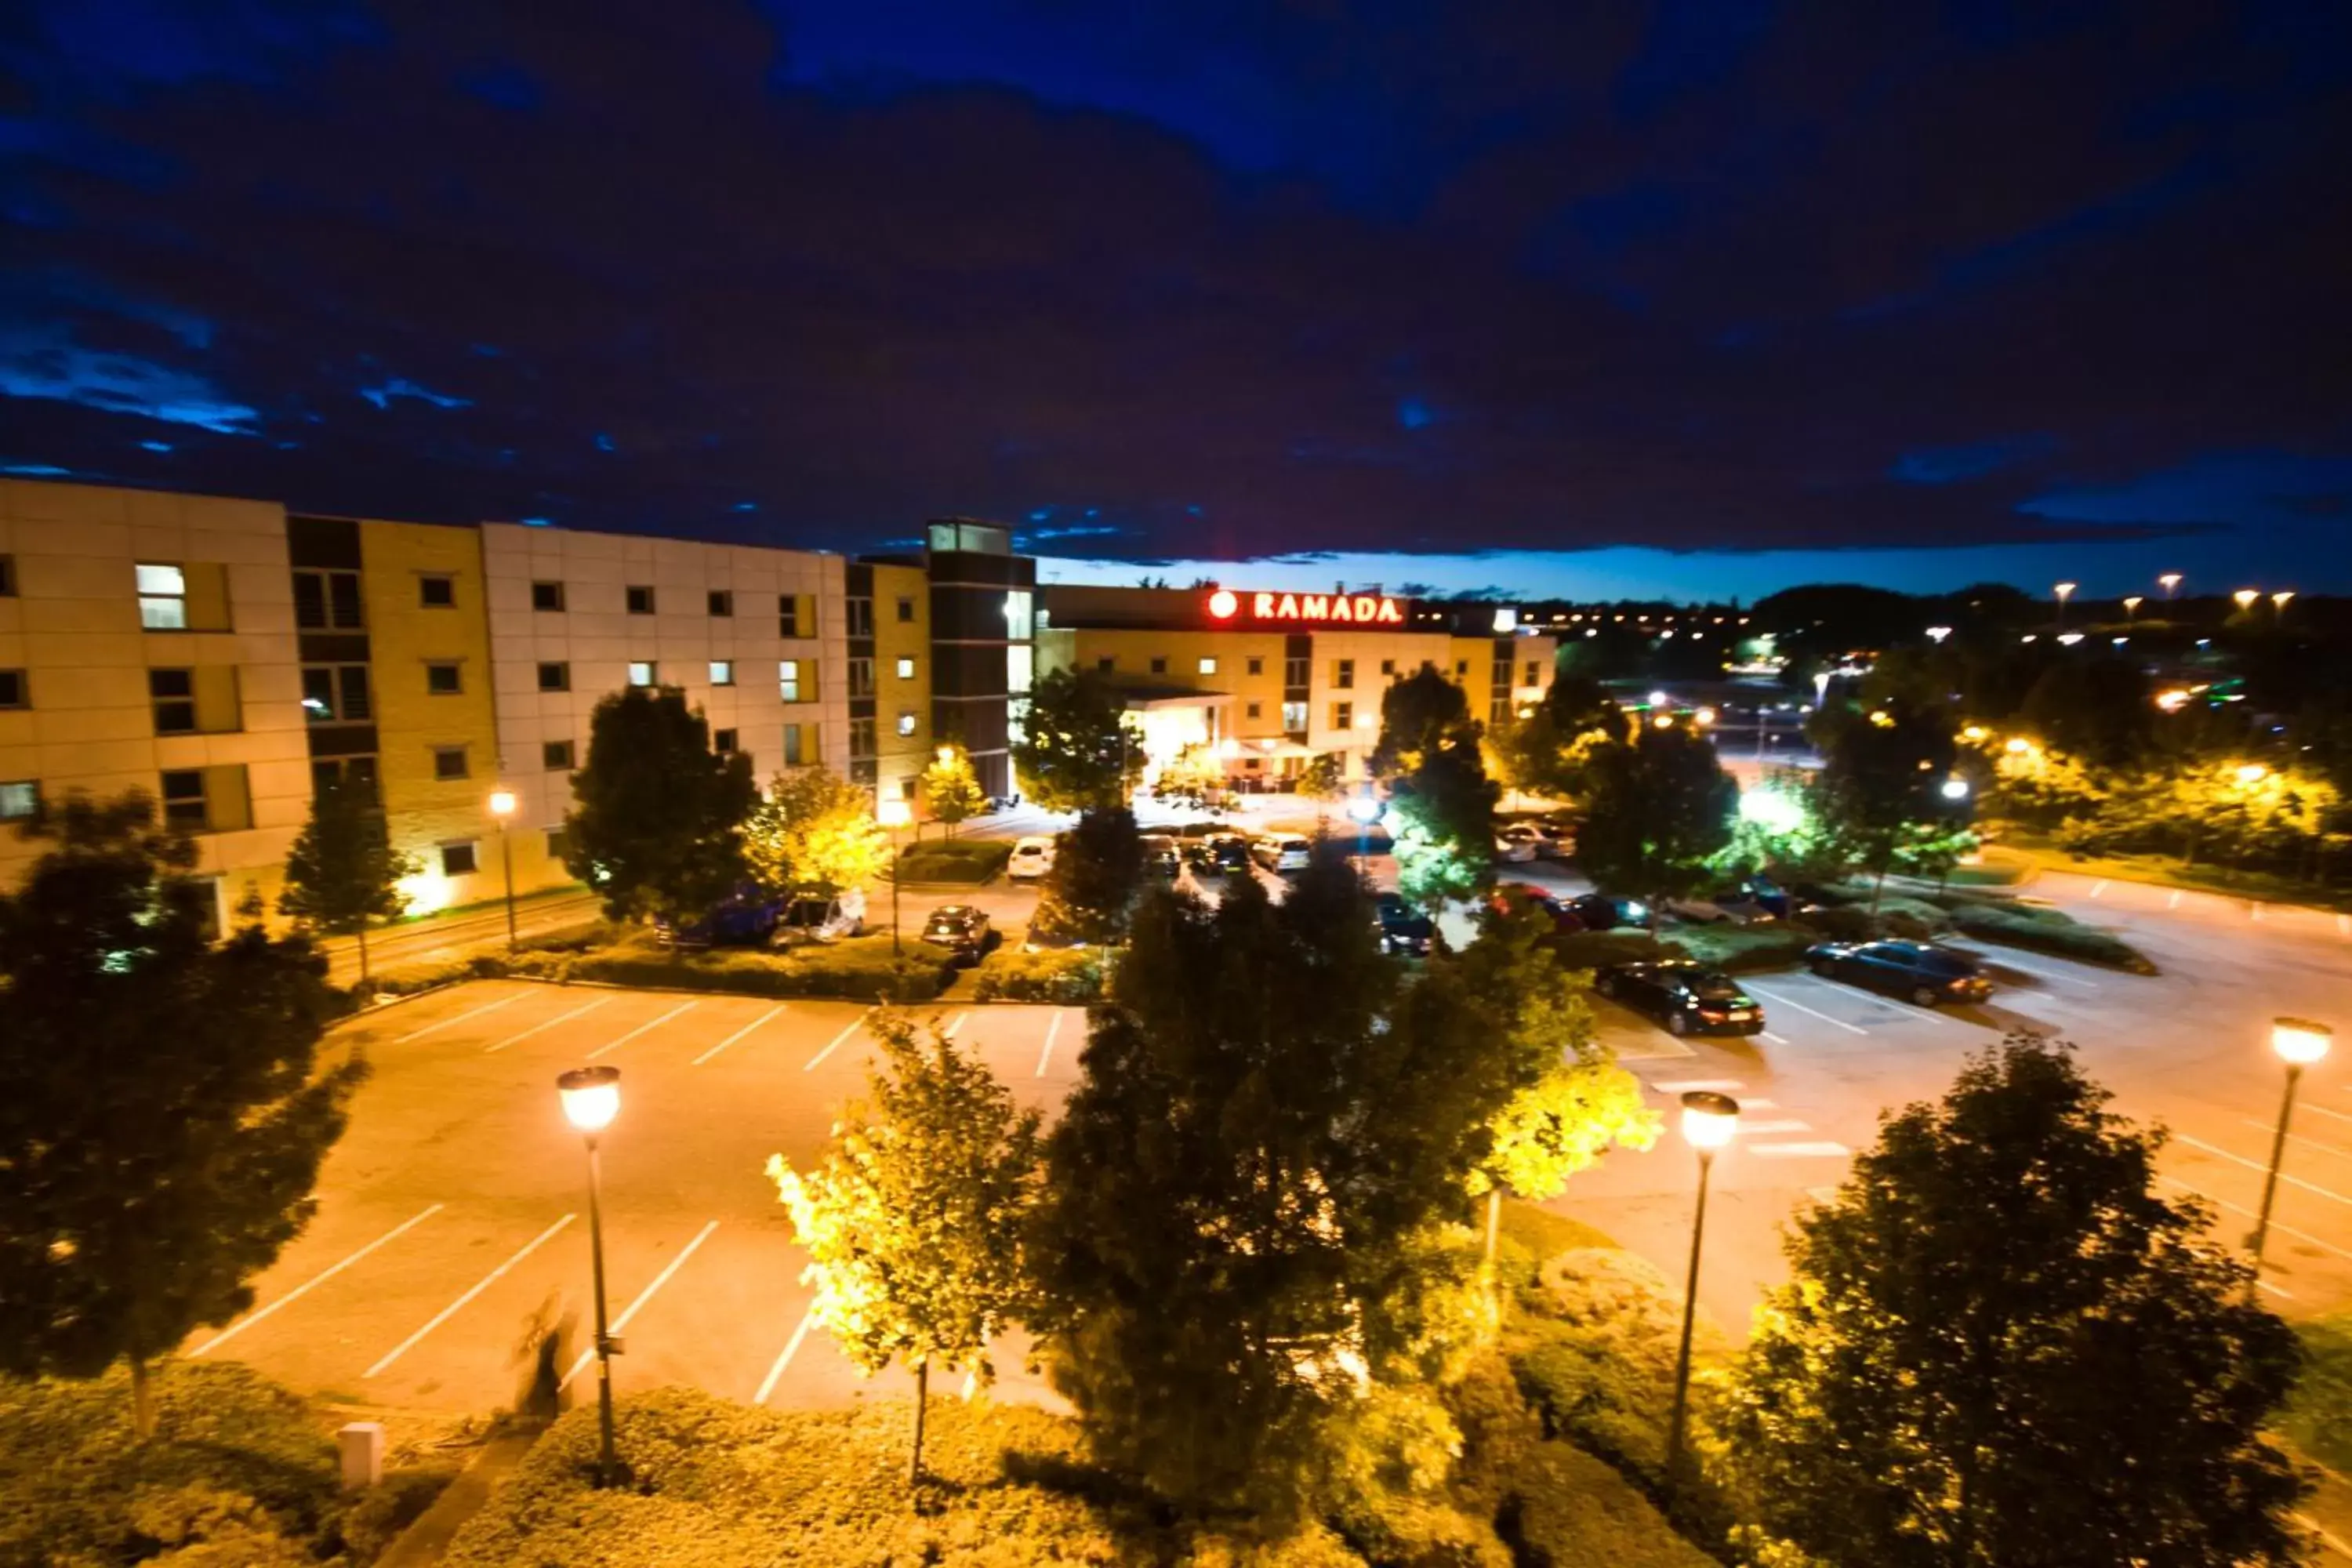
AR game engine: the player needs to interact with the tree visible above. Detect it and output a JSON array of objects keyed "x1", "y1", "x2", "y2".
[
  {"x1": 0, "y1": 796, "x2": 365, "y2": 1438},
  {"x1": 1011, "y1": 667, "x2": 1142, "y2": 814},
  {"x1": 1370, "y1": 667, "x2": 1501, "y2": 912},
  {"x1": 1811, "y1": 694, "x2": 1963, "y2": 916},
  {"x1": 743, "y1": 766, "x2": 890, "y2": 895},
  {"x1": 563, "y1": 686, "x2": 756, "y2": 923},
  {"x1": 1032, "y1": 857, "x2": 1549, "y2": 1515},
  {"x1": 1150, "y1": 742, "x2": 1225, "y2": 810},
  {"x1": 1029, "y1": 806, "x2": 1144, "y2": 946},
  {"x1": 1724, "y1": 1036, "x2": 2306, "y2": 1568},
  {"x1": 1575, "y1": 721, "x2": 1737, "y2": 926},
  {"x1": 768, "y1": 1012, "x2": 1040, "y2": 1487},
  {"x1": 918, "y1": 743, "x2": 987, "y2": 838},
  {"x1": 277, "y1": 779, "x2": 416, "y2": 979},
  {"x1": 1296, "y1": 751, "x2": 1346, "y2": 809},
  {"x1": 1487, "y1": 673, "x2": 1625, "y2": 802}
]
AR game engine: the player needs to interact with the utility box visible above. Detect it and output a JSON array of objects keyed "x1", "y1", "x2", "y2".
[{"x1": 338, "y1": 1421, "x2": 385, "y2": 1491}]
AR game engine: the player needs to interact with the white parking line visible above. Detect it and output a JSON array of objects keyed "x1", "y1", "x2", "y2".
[
  {"x1": 2241, "y1": 1118, "x2": 2352, "y2": 1162},
  {"x1": 2091, "y1": 880, "x2": 2108, "y2": 898},
  {"x1": 193, "y1": 1204, "x2": 443, "y2": 1356},
  {"x1": 1036, "y1": 1011, "x2": 1064, "y2": 1078},
  {"x1": 485, "y1": 996, "x2": 610, "y2": 1053},
  {"x1": 1741, "y1": 982, "x2": 1869, "y2": 1036},
  {"x1": 1646, "y1": 1077, "x2": 1746, "y2": 1092},
  {"x1": 805, "y1": 1011, "x2": 872, "y2": 1072},
  {"x1": 1739, "y1": 1120, "x2": 1813, "y2": 1135},
  {"x1": 561, "y1": 1220, "x2": 720, "y2": 1388},
  {"x1": 1759, "y1": 1030, "x2": 1789, "y2": 1045},
  {"x1": 1749, "y1": 1141, "x2": 1853, "y2": 1159},
  {"x1": 2168, "y1": 889, "x2": 2183, "y2": 910},
  {"x1": 1804, "y1": 1185, "x2": 1842, "y2": 1204},
  {"x1": 2158, "y1": 1175, "x2": 2352, "y2": 1264},
  {"x1": 692, "y1": 1004, "x2": 786, "y2": 1066},
  {"x1": 2174, "y1": 1134, "x2": 2352, "y2": 1207},
  {"x1": 394, "y1": 991, "x2": 524, "y2": 1044},
  {"x1": 586, "y1": 1000, "x2": 699, "y2": 1060},
  {"x1": 2294, "y1": 1511, "x2": 2352, "y2": 1561},
  {"x1": 365, "y1": 1214, "x2": 575, "y2": 1377},
  {"x1": 2299, "y1": 1101, "x2": 2352, "y2": 1127},
  {"x1": 943, "y1": 1011, "x2": 970, "y2": 1039},
  {"x1": 1948, "y1": 946, "x2": 2102, "y2": 989},
  {"x1": 755, "y1": 1303, "x2": 819, "y2": 1405}
]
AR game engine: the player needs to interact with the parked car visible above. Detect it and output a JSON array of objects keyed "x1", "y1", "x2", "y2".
[
  {"x1": 1494, "y1": 826, "x2": 1541, "y2": 863},
  {"x1": 1595, "y1": 959, "x2": 1766, "y2": 1036},
  {"x1": 1006, "y1": 834, "x2": 1057, "y2": 880},
  {"x1": 774, "y1": 887, "x2": 865, "y2": 946},
  {"x1": 921, "y1": 905, "x2": 998, "y2": 965},
  {"x1": 1565, "y1": 892, "x2": 1650, "y2": 931},
  {"x1": 1665, "y1": 885, "x2": 1779, "y2": 925},
  {"x1": 1374, "y1": 891, "x2": 1435, "y2": 956},
  {"x1": 1139, "y1": 834, "x2": 1181, "y2": 879},
  {"x1": 1490, "y1": 881, "x2": 1584, "y2": 932},
  {"x1": 1805, "y1": 939, "x2": 1992, "y2": 1007},
  {"x1": 1184, "y1": 832, "x2": 1253, "y2": 876},
  {"x1": 656, "y1": 884, "x2": 787, "y2": 949},
  {"x1": 1253, "y1": 833, "x2": 1312, "y2": 873}
]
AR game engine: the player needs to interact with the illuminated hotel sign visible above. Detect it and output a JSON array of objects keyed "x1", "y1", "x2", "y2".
[{"x1": 1206, "y1": 588, "x2": 1406, "y2": 626}]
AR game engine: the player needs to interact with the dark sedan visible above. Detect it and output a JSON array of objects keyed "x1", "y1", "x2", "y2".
[
  {"x1": 1565, "y1": 892, "x2": 1651, "y2": 931},
  {"x1": 1805, "y1": 940, "x2": 1992, "y2": 1007},
  {"x1": 1183, "y1": 833, "x2": 1253, "y2": 877},
  {"x1": 921, "y1": 906, "x2": 998, "y2": 965},
  {"x1": 1594, "y1": 960, "x2": 1765, "y2": 1036},
  {"x1": 1374, "y1": 892, "x2": 1434, "y2": 956}
]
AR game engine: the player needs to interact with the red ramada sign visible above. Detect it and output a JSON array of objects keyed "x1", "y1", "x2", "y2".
[{"x1": 1206, "y1": 588, "x2": 1405, "y2": 625}]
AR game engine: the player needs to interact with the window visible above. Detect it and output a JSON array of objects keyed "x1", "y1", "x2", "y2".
[
  {"x1": 897, "y1": 710, "x2": 917, "y2": 737},
  {"x1": 783, "y1": 724, "x2": 808, "y2": 766},
  {"x1": 1247, "y1": 656, "x2": 1263, "y2": 677},
  {"x1": 419, "y1": 575, "x2": 456, "y2": 608},
  {"x1": 779, "y1": 659, "x2": 804, "y2": 702},
  {"x1": 138, "y1": 563, "x2": 188, "y2": 630},
  {"x1": 895, "y1": 656, "x2": 916, "y2": 679},
  {"x1": 846, "y1": 597, "x2": 874, "y2": 637},
  {"x1": 432, "y1": 746, "x2": 469, "y2": 781},
  {"x1": 310, "y1": 756, "x2": 378, "y2": 801},
  {"x1": 0, "y1": 780, "x2": 37, "y2": 820},
  {"x1": 1524, "y1": 660, "x2": 1541, "y2": 686},
  {"x1": 537, "y1": 662, "x2": 570, "y2": 692},
  {"x1": 626, "y1": 585, "x2": 655, "y2": 615},
  {"x1": 291, "y1": 568, "x2": 362, "y2": 630},
  {"x1": 1332, "y1": 702, "x2": 1354, "y2": 731},
  {"x1": 896, "y1": 595, "x2": 915, "y2": 622},
  {"x1": 150, "y1": 669, "x2": 195, "y2": 733},
  {"x1": 848, "y1": 658, "x2": 874, "y2": 699},
  {"x1": 545, "y1": 827, "x2": 572, "y2": 862},
  {"x1": 1380, "y1": 659, "x2": 1396, "y2": 677},
  {"x1": 900, "y1": 776, "x2": 918, "y2": 800},
  {"x1": 708, "y1": 589, "x2": 734, "y2": 617},
  {"x1": 1282, "y1": 700, "x2": 1308, "y2": 734},
  {"x1": 543, "y1": 739, "x2": 575, "y2": 770},
  {"x1": 778, "y1": 594, "x2": 803, "y2": 637},
  {"x1": 1246, "y1": 701, "x2": 1262, "y2": 720},
  {"x1": 1285, "y1": 655, "x2": 1308, "y2": 688},
  {"x1": 709, "y1": 659, "x2": 735, "y2": 687},
  {"x1": 301, "y1": 665, "x2": 372, "y2": 723},
  {"x1": 440, "y1": 842, "x2": 478, "y2": 877},
  {"x1": 0, "y1": 555, "x2": 16, "y2": 595},
  {"x1": 1454, "y1": 659, "x2": 1469, "y2": 677},
  {"x1": 0, "y1": 669, "x2": 25, "y2": 710},
  {"x1": 627, "y1": 661, "x2": 655, "y2": 687},
  {"x1": 713, "y1": 728, "x2": 739, "y2": 754},
  {"x1": 1198, "y1": 656, "x2": 1218, "y2": 676},
  {"x1": 1334, "y1": 659, "x2": 1355, "y2": 689},
  {"x1": 426, "y1": 662, "x2": 463, "y2": 695},
  {"x1": 1149, "y1": 657, "x2": 1167, "y2": 675},
  {"x1": 161, "y1": 769, "x2": 207, "y2": 829},
  {"x1": 850, "y1": 716, "x2": 876, "y2": 758},
  {"x1": 532, "y1": 580, "x2": 566, "y2": 612},
  {"x1": 1096, "y1": 656, "x2": 1115, "y2": 673}
]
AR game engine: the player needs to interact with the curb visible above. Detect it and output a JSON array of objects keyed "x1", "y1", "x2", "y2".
[{"x1": 375, "y1": 1424, "x2": 540, "y2": 1566}]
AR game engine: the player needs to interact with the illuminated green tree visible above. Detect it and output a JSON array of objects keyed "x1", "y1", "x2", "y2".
[
  {"x1": 1372, "y1": 667, "x2": 1501, "y2": 912},
  {"x1": 564, "y1": 686, "x2": 756, "y2": 922},
  {"x1": 918, "y1": 743, "x2": 987, "y2": 838},
  {"x1": 1011, "y1": 667, "x2": 1142, "y2": 814},
  {"x1": 742, "y1": 766, "x2": 891, "y2": 895},
  {"x1": 1576, "y1": 721, "x2": 1737, "y2": 925},
  {"x1": 278, "y1": 778, "x2": 416, "y2": 980},
  {"x1": 1151, "y1": 742, "x2": 1225, "y2": 810},
  {"x1": 768, "y1": 1013, "x2": 1041, "y2": 1487}
]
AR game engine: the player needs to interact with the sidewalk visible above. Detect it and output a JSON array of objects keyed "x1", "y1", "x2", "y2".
[
  {"x1": 325, "y1": 888, "x2": 601, "y2": 985},
  {"x1": 376, "y1": 1426, "x2": 539, "y2": 1567}
]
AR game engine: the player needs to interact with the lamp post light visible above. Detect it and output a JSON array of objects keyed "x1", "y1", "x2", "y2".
[
  {"x1": 2053, "y1": 580, "x2": 2077, "y2": 629},
  {"x1": 488, "y1": 789, "x2": 519, "y2": 948},
  {"x1": 876, "y1": 796, "x2": 912, "y2": 956},
  {"x1": 2273, "y1": 590, "x2": 2296, "y2": 619},
  {"x1": 2122, "y1": 595, "x2": 2143, "y2": 622},
  {"x1": 2234, "y1": 589, "x2": 2261, "y2": 612},
  {"x1": 2158, "y1": 572, "x2": 2182, "y2": 601},
  {"x1": 1347, "y1": 793, "x2": 1381, "y2": 863},
  {"x1": 2251, "y1": 1019, "x2": 2334, "y2": 1278},
  {"x1": 1665, "y1": 1091, "x2": 1740, "y2": 1498},
  {"x1": 557, "y1": 1065, "x2": 624, "y2": 1486}
]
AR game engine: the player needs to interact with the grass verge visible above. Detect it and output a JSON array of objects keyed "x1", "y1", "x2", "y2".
[
  {"x1": 897, "y1": 838, "x2": 1014, "y2": 884},
  {"x1": 2279, "y1": 1316, "x2": 2352, "y2": 1475},
  {"x1": 972, "y1": 945, "x2": 1105, "y2": 1002}
]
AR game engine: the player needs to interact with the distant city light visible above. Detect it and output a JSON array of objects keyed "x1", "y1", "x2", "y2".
[
  {"x1": 1940, "y1": 778, "x2": 1970, "y2": 801},
  {"x1": 1925, "y1": 626, "x2": 1952, "y2": 642}
]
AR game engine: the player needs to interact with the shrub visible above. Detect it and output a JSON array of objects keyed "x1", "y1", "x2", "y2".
[
  {"x1": 973, "y1": 946, "x2": 1104, "y2": 1003},
  {"x1": 1547, "y1": 929, "x2": 1668, "y2": 972},
  {"x1": 897, "y1": 839, "x2": 1014, "y2": 884},
  {"x1": 1662, "y1": 924, "x2": 1813, "y2": 973},
  {"x1": 1941, "y1": 899, "x2": 2156, "y2": 973},
  {"x1": 0, "y1": 1360, "x2": 448, "y2": 1567},
  {"x1": 2281, "y1": 1315, "x2": 2352, "y2": 1474},
  {"x1": 521, "y1": 935, "x2": 954, "y2": 1000}
]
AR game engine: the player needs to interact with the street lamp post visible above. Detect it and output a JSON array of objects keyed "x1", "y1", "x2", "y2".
[
  {"x1": 2053, "y1": 580, "x2": 2077, "y2": 630},
  {"x1": 1665, "y1": 1091, "x2": 1740, "y2": 1500},
  {"x1": 2251, "y1": 1019, "x2": 2334, "y2": 1280},
  {"x1": 2158, "y1": 572, "x2": 2183, "y2": 602},
  {"x1": 488, "y1": 788, "x2": 519, "y2": 948},
  {"x1": 1348, "y1": 793, "x2": 1381, "y2": 863},
  {"x1": 877, "y1": 797, "x2": 911, "y2": 956},
  {"x1": 2234, "y1": 589, "x2": 2261, "y2": 613},
  {"x1": 557, "y1": 1065, "x2": 624, "y2": 1486},
  {"x1": 2122, "y1": 595, "x2": 2143, "y2": 623}
]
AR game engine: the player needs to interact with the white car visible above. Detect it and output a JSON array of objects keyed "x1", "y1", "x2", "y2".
[
  {"x1": 775, "y1": 888, "x2": 866, "y2": 945},
  {"x1": 1007, "y1": 835, "x2": 1057, "y2": 880},
  {"x1": 1254, "y1": 834, "x2": 1312, "y2": 873},
  {"x1": 1494, "y1": 824, "x2": 1545, "y2": 862},
  {"x1": 1664, "y1": 891, "x2": 1777, "y2": 926}
]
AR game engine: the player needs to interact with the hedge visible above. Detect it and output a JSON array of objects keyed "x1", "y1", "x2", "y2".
[
  {"x1": 973, "y1": 946, "x2": 1105, "y2": 1003},
  {"x1": 0, "y1": 1361, "x2": 453, "y2": 1567},
  {"x1": 1940, "y1": 899, "x2": 2157, "y2": 974},
  {"x1": 505, "y1": 934, "x2": 955, "y2": 1000},
  {"x1": 896, "y1": 839, "x2": 1014, "y2": 884}
]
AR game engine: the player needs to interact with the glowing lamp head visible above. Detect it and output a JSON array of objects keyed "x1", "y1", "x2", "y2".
[
  {"x1": 1693, "y1": 706, "x2": 1716, "y2": 727},
  {"x1": 2274, "y1": 1018, "x2": 2334, "y2": 1067},
  {"x1": 2122, "y1": 597, "x2": 2143, "y2": 612},
  {"x1": 1940, "y1": 778, "x2": 1970, "y2": 801},
  {"x1": 1647, "y1": 690, "x2": 1668, "y2": 707},
  {"x1": 2273, "y1": 591, "x2": 2296, "y2": 610},
  {"x1": 488, "y1": 788, "x2": 517, "y2": 818},
  {"x1": 2005, "y1": 737, "x2": 2033, "y2": 755},
  {"x1": 2159, "y1": 573, "x2": 2182, "y2": 590},
  {"x1": 557, "y1": 1065, "x2": 622, "y2": 1134},
  {"x1": 1961, "y1": 724, "x2": 1989, "y2": 743},
  {"x1": 2235, "y1": 763, "x2": 2268, "y2": 786},
  {"x1": 2234, "y1": 589, "x2": 2260, "y2": 609},
  {"x1": 1680, "y1": 1091, "x2": 1740, "y2": 1152},
  {"x1": 876, "y1": 797, "x2": 912, "y2": 829},
  {"x1": 2053, "y1": 580, "x2": 2077, "y2": 600},
  {"x1": 1207, "y1": 589, "x2": 1239, "y2": 619},
  {"x1": 936, "y1": 745, "x2": 956, "y2": 765},
  {"x1": 1653, "y1": 713, "x2": 1675, "y2": 729},
  {"x1": 1925, "y1": 625, "x2": 1952, "y2": 643},
  {"x1": 1348, "y1": 797, "x2": 1383, "y2": 824}
]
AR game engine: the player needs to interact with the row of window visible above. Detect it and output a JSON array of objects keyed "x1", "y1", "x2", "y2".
[{"x1": 1077, "y1": 652, "x2": 1547, "y2": 690}]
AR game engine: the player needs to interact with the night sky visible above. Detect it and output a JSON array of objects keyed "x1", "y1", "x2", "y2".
[{"x1": 3, "y1": 2, "x2": 2349, "y2": 599}]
